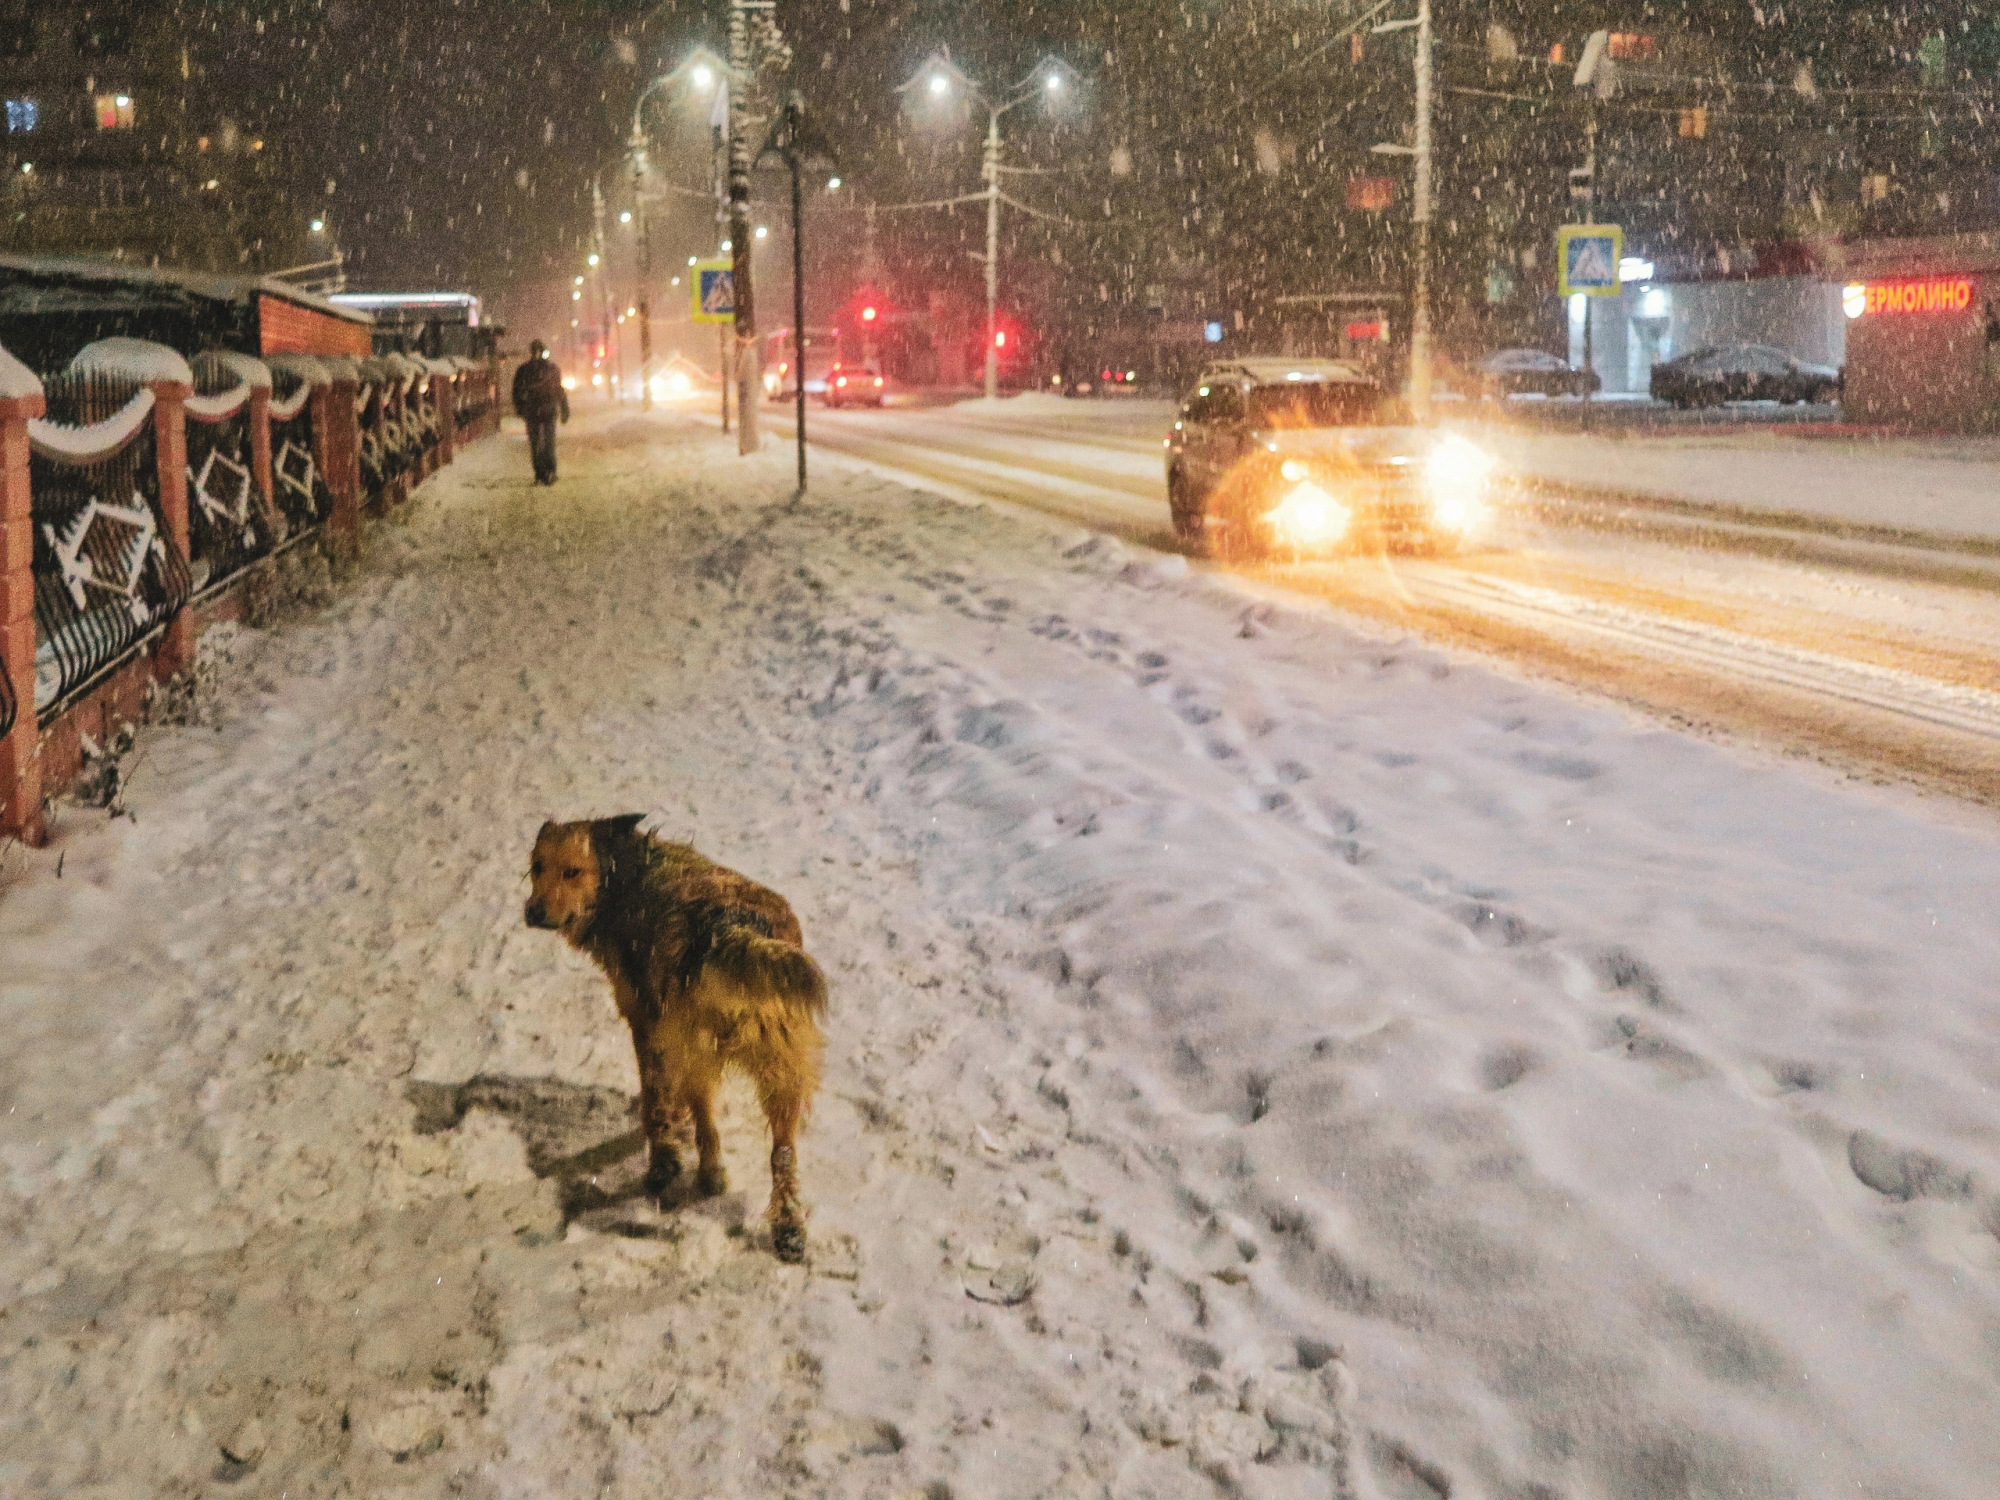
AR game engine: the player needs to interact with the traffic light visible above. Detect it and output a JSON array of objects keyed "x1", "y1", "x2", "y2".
[{"x1": 861, "y1": 306, "x2": 878, "y2": 323}]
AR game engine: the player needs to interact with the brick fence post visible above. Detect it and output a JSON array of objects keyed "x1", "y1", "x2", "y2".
[
  {"x1": 316, "y1": 372, "x2": 361, "y2": 563},
  {"x1": 249, "y1": 383, "x2": 274, "y2": 519},
  {"x1": 0, "y1": 368, "x2": 45, "y2": 845},
  {"x1": 149, "y1": 376, "x2": 193, "y2": 681}
]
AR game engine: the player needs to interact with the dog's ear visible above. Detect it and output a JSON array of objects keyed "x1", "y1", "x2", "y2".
[
  {"x1": 537, "y1": 818, "x2": 559, "y2": 839},
  {"x1": 597, "y1": 813, "x2": 647, "y2": 839}
]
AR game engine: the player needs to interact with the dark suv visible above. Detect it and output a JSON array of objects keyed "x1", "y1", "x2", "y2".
[{"x1": 1165, "y1": 359, "x2": 1494, "y2": 557}]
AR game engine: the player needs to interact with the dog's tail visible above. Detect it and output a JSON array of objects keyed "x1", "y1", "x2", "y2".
[{"x1": 696, "y1": 909, "x2": 828, "y2": 1019}]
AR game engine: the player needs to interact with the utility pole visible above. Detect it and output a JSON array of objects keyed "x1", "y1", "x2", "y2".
[
  {"x1": 631, "y1": 132, "x2": 653, "y2": 410},
  {"x1": 591, "y1": 177, "x2": 615, "y2": 399},
  {"x1": 1409, "y1": 0, "x2": 1434, "y2": 421},
  {"x1": 727, "y1": 1, "x2": 762, "y2": 455},
  {"x1": 983, "y1": 112, "x2": 1001, "y2": 401}
]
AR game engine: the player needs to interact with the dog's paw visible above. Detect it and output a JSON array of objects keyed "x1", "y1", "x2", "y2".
[
  {"x1": 695, "y1": 1164, "x2": 729, "y2": 1198},
  {"x1": 644, "y1": 1148, "x2": 682, "y2": 1198},
  {"x1": 772, "y1": 1219, "x2": 807, "y2": 1264}
]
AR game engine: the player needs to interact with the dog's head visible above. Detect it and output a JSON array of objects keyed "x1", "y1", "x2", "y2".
[
  {"x1": 525, "y1": 815, "x2": 644, "y2": 937},
  {"x1": 525, "y1": 820, "x2": 599, "y2": 936}
]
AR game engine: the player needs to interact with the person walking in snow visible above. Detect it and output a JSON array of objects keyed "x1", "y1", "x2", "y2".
[{"x1": 512, "y1": 340, "x2": 570, "y2": 485}]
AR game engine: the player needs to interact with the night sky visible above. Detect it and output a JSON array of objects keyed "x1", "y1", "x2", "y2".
[{"x1": 188, "y1": 1, "x2": 2000, "y2": 351}]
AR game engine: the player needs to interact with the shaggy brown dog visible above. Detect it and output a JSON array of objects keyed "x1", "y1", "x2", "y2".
[{"x1": 524, "y1": 815, "x2": 826, "y2": 1261}]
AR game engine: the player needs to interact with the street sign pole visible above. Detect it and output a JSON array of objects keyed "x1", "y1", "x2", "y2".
[{"x1": 1557, "y1": 218, "x2": 1622, "y2": 431}]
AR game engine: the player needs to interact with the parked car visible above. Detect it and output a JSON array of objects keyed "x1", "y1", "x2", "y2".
[
  {"x1": 823, "y1": 362, "x2": 886, "y2": 409},
  {"x1": 1649, "y1": 344, "x2": 1842, "y2": 408},
  {"x1": 1474, "y1": 348, "x2": 1600, "y2": 399},
  {"x1": 1164, "y1": 359, "x2": 1495, "y2": 558}
]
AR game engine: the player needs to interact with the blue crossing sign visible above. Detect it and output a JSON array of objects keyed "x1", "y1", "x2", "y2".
[
  {"x1": 693, "y1": 260, "x2": 735, "y2": 324},
  {"x1": 1557, "y1": 224, "x2": 1623, "y2": 298}
]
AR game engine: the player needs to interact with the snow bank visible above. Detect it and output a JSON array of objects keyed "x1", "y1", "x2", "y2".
[
  {"x1": 1483, "y1": 425, "x2": 2000, "y2": 543},
  {"x1": 0, "y1": 342, "x2": 42, "y2": 401},
  {"x1": 67, "y1": 337, "x2": 193, "y2": 387},
  {"x1": 26, "y1": 388, "x2": 155, "y2": 464},
  {"x1": 6, "y1": 411, "x2": 2000, "y2": 1498}
]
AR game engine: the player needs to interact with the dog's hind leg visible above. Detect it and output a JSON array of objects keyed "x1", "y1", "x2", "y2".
[
  {"x1": 758, "y1": 1080, "x2": 809, "y2": 1263},
  {"x1": 684, "y1": 1059, "x2": 728, "y2": 1199},
  {"x1": 631, "y1": 1020, "x2": 681, "y2": 1197}
]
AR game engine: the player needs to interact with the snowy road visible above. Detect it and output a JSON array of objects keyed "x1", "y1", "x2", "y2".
[
  {"x1": 774, "y1": 396, "x2": 2000, "y2": 802},
  {"x1": 6, "y1": 409, "x2": 2000, "y2": 1499}
]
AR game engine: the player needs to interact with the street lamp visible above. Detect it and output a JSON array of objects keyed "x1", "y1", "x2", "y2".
[
  {"x1": 899, "y1": 49, "x2": 1081, "y2": 401},
  {"x1": 629, "y1": 45, "x2": 728, "y2": 410},
  {"x1": 756, "y1": 91, "x2": 838, "y2": 493}
]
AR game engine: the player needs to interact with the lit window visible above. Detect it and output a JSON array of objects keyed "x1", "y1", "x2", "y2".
[
  {"x1": 4, "y1": 98, "x2": 36, "y2": 134},
  {"x1": 95, "y1": 93, "x2": 136, "y2": 129}
]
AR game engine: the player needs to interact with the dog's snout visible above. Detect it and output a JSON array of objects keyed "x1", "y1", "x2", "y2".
[{"x1": 524, "y1": 898, "x2": 551, "y2": 929}]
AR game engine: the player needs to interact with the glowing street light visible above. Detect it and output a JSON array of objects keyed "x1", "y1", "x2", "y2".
[
  {"x1": 691, "y1": 63, "x2": 715, "y2": 92},
  {"x1": 620, "y1": 210, "x2": 632, "y2": 224},
  {"x1": 898, "y1": 49, "x2": 1083, "y2": 399},
  {"x1": 587, "y1": 252, "x2": 600, "y2": 267},
  {"x1": 827, "y1": 176, "x2": 841, "y2": 190},
  {"x1": 309, "y1": 217, "x2": 325, "y2": 233}
]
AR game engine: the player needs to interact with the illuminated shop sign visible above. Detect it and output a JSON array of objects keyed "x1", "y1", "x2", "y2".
[{"x1": 1846, "y1": 278, "x2": 1976, "y2": 318}]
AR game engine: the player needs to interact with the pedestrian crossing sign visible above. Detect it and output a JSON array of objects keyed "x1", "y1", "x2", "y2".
[
  {"x1": 1558, "y1": 224, "x2": 1623, "y2": 298},
  {"x1": 693, "y1": 260, "x2": 735, "y2": 325}
]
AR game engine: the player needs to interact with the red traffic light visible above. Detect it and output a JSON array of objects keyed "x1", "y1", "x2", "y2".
[
  {"x1": 861, "y1": 306, "x2": 878, "y2": 322},
  {"x1": 994, "y1": 330, "x2": 1008, "y2": 348}
]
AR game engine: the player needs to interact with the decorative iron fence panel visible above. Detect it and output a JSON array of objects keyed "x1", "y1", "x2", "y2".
[
  {"x1": 0, "y1": 649, "x2": 15, "y2": 741},
  {"x1": 185, "y1": 358, "x2": 277, "y2": 595},
  {"x1": 357, "y1": 381, "x2": 388, "y2": 505},
  {"x1": 29, "y1": 369, "x2": 191, "y2": 714},
  {"x1": 269, "y1": 372, "x2": 331, "y2": 535}
]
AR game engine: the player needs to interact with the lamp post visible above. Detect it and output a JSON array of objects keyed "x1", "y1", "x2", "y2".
[
  {"x1": 757, "y1": 91, "x2": 838, "y2": 494},
  {"x1": 899, "y1": 51, "x2": 1078, "y2": 402},
  {"x1": 629, "y1": 49, "x2": 727, "y2": 413}
]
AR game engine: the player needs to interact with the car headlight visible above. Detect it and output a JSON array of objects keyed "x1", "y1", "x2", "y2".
[
  {"x1": 1280, "y1": 458, "x2": 1308, "y2": 482},
  {"x1": 1426, "y1": 436, "x2": 1492, "y2": 533},
  {"x1": 1264, "y1": 481, "x2": 1350, "y2": 545},
  {"x1": 1426, "y1": 434, "x2": 1493, "y2": 493}
]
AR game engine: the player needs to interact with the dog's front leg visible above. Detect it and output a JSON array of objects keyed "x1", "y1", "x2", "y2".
[{"x1": 630, "y1": 1018, "x2": 681, "y2": 1197}]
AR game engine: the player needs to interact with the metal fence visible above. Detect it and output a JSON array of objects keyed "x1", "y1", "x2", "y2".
[
  {"x1": 185, "y1": 354, "x2": 277, "y2": 598},
  {"x1": 0, "y1": 648, "x2": 15, "y2": 741},
  {"x1": 269, "y1": 370, "x2": 331, "y2": 534},
  {"x1": 30, "y1": 368, "x2": 193, "y2": 715},
  {"x1": 456, "y1": 369, "x2": 491, "y2": 432}
]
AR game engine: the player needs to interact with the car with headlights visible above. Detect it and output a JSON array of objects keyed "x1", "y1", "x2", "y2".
[
  {"x1": 823, "y1": 362, "x2": 886, "y2": 409},
  {"x1": 1649, "y1": 344, "x2": 1842, "y2": 408},
  {"x1": 1474, "y1": 347, "x2": 1600, "y2": 400},
  {"x1": 1164, "y1": 359, "x2": 1494, "y2": 557}
]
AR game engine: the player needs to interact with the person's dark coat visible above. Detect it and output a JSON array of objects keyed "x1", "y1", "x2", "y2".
[{"x1": 513, "y1": 356, "x2": 570, "y2": 424}]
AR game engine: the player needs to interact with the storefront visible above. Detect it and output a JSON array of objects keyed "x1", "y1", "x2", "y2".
[{"x1": 1837, "y1": 233, "x2": 2000, "y2": 431}]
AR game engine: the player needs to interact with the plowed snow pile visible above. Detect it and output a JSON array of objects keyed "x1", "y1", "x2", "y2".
[{"x1": 4, "y1": 409, "x2": 2000, "y2": 1500}]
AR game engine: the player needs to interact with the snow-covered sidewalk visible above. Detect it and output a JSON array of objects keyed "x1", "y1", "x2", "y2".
[
  {"x1": 1477, "y1": 422, "x2": 2000, "y2": 545},
  {"x1": 5, "y1": 408, "x2": 2000, "y2": 1499}
]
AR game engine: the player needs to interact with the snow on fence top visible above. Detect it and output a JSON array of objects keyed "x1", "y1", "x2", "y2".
[
  {"x1": 211, "y1": 351, "x2": 273, "y2": 391},
  {"x1": 317, "y1": 356, "x2": 362, "y2": 386},
  {"x1": 68, "y1": 338, "x2": 193, "y2": 388},
  {"x1": 0, "y1": 343, "x2": 42, "y2": 401},
  {"x1": 27, "y1": 388, "x2": 157, "y2": 465},
  {"x1": 185, "y1": 351, "x2": 273, "y2": 423},
  {"x1": 267, "y1": 354, "x2": 331, "y2": 389}
]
